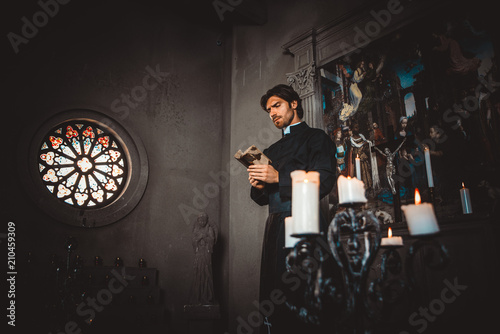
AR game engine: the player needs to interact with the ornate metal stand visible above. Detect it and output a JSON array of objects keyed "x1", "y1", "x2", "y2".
[
  {"x1": 285, "y1": 234, "x2": 329, "y2": 325},
  {"x1": 285, "y1": 203, "x2": 449, "y2": 333},
  {"x1": 327, "y1": 203, "x2": 381, "y2": 332}
]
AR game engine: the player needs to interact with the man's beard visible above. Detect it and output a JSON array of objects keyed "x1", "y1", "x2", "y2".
[{"x1": 273, "y1": 112, "x2": 294, "y2": 129}]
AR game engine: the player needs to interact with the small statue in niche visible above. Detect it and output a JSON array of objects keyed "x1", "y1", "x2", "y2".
[
  {"x1": 350, "y1": 123, "x2": 373, "y2": 190},
  {"x1": 373, "y1": 138, "x2": 407, "y2": 195},
  {"x1": 189, "y1": 212, "x2": 218, "y2": 305},
  {"x1": 374, "y1": 209, "x2": 394, "y2": 224},
  {"x1": 334, "y1": 128, "x2": 347, "y2": 176}
]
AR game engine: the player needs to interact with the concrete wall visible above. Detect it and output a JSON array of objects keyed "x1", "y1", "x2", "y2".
[{"x1": 5, "y1": 1, "x2": 229, "y2": 333}]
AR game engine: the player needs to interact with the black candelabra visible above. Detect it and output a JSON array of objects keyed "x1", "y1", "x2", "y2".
[{"x1": 285, "y1": 202, "x2": 449, "y2": 333}]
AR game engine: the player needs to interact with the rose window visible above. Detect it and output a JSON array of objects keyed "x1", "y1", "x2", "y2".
[{"x1": 38, "y1": 120, "x2": 129, "y2": 208}]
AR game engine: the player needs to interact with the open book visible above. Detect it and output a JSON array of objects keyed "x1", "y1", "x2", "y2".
[{"x1": 234, "y1": 145, "x2": 272, "y2": 168}]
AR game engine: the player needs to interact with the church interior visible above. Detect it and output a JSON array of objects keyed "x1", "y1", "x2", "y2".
[{"x1": 3, "y1": 0, "x2": 500, "y2": 333}]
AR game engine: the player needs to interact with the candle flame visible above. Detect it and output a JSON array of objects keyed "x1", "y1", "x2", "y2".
[
  {"x1": 415, "y1": 188, "x2": 421, "y2": 205},
  {"x1": 347, "y1": 176, "x2": 351, "y2": 180},
  {"x1": 388, "y1": 227, "x2": 392, "y2": 238},
  {"x1": 304, "y1": 179, "x2": 309, "y2": 183},
  {"x1": 356, "y1": 154, "x2": 359, "y2": 158},
  {"x1": 462, "y1": 182, "x2": 465, "y2": 188}
]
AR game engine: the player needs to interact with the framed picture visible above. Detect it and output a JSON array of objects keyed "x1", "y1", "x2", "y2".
[{"x1": 320, "y1": 4, "x2": 500, "y2": 221}]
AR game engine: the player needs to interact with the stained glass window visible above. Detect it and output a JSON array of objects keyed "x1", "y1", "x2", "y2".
[{"x1": 38, "y1": 120, "x2": 129, "y2": 208}]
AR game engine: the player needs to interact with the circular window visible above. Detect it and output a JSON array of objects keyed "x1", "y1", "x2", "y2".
[
  {"x1": 38, "y1": 120, "x2": 129, "y2": 208},
  {"x1": 21, "y1": 109, "x2": 148, "y2": 227}
]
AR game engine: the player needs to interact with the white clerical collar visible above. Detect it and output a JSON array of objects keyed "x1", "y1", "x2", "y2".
[{"x1": 283, "y1": 121, "x2": 302, "y2": 135}]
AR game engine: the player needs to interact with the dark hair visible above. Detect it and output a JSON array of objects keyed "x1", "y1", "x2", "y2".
[{"x1": 260, "y1": 84, "x2": 304, "y2": 119}]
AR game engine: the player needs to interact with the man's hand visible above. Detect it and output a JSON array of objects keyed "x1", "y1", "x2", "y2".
[
  {"x1": 248, "y1": 164, "x2": 279, "y2": 188},
  {"x1": 249, "y1": 176, "x2": 265, "y2": 190}
]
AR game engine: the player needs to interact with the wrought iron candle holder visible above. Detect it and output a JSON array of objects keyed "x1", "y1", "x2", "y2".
[
  {"x1": 285, "y1": 202, "x2": 449, "y2": 333},
  {"x1": 285, "y1": 233, "x2": 330, "y2": 325}
]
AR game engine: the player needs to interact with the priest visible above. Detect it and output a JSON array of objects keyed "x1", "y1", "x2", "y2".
[{"x1": 247, "y1": 84, "x2": 336, "y2": 333}]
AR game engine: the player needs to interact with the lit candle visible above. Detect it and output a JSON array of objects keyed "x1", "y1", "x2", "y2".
[
  {"x1": 424, "y1": 146, "x2": 434, "y2": 188},
  {"x1": 291, "y1": 170, "x2": 320, "y2": 234},
  {"x1": 460, "y1": 182, "x2": 473, "y2": 214},
  {"x1": 284, "y1": 217, "x2": 298, "y2": 248},
  {"x1": 337, "y1": 175, "x2": 367, "y2": 204},
  {"x1": 355, "y1": 154, "x2": 361, "y2": 180},
  {"x1": 401, "y1": 188, "x2": 440, "y2": 236},
  {"x1": 380, "y1": 227, "x2": 403, "y2": 247}
]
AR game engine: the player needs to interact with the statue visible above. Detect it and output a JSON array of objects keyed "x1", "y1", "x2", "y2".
[
  {"x1": 349, "y1": 123, "x2": 373, "y2": 189},
  {"x1": 189, "y1": 212, "x2": 218, "y2": 305},
  {"x1": 334, "y1": 128, "x2": 347, "y2": 176},
  {"x1": 373, "y1": 138, "x2": 407, "y2": 195}
]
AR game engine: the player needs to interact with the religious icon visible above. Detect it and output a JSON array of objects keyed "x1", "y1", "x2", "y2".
[
  {"x1": 349, "y1": 123, "x2": 374, "y2": 190},
  {"x1": 319, "y1": 8, "x2": 500, "y2": 219},
  {"x1": 339, "y1": 61, "x2": 367, "y2": 121},
  {"x1": 189, "y1": 212, "x2": 218, "y2": 305},
  {"x1": 334, "y1": 128, "x2": 347, "y2": 175},
  {"x1": 373, "y1": 138, "x2": 407, "y2": 195}
]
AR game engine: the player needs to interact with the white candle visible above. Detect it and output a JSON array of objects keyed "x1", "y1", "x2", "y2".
[
  {"x1": 363, "y1": 231, "x2": 370, "y2": 257},
  {"x1": 284, "y1": 217, "x2": 298, "y2": 248},
  {"x1": 401, "y1": 188, "x2": 440, "y2": 236},
  {"x1": 424, "y1": 147, "x2": 434, "y2": 188},
  {"x1": 337, "y1": 175, "x2": 367, "y2": 204},
  {"x1": 381, "y1": 227, "x2": 403, "y2": 247},
  {"x1": 355, "y1": 154, "x2": 361, "y2": 180},
  {"x1": 291, "y1": 170, "x2": 320, "y2": 234},
  {"x1": 460, "y1": 182, "x2": 472, "y2": 214}
]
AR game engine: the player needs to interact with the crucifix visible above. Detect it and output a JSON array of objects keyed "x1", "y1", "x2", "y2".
[
  {"x1": 372, "y1": 137, "x2": 407, "y2": 223},
  {"x1": 264, "y1": 317, "x2": 272, "y2": 334},
  {"x1": 373, "y1": 137, "x2": 407, "y2": 195}
]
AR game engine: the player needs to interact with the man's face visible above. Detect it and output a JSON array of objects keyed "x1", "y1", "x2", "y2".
[
  {"x1": 430, "y1": 127, "x2": 439, "y2": 140},
  {"x1": 266, "y1": 96, "x2": 297, "y2": 129}
]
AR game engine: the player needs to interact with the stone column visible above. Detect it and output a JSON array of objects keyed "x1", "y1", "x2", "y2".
[
  {"x1": 286, "y1": 62, "x2": 323, "y2": 129},
  {"x1": 283, "y1": 30, "x2": 324, "y2": 130}
]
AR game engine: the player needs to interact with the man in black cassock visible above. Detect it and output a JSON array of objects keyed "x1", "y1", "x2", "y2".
[{"x1": 247, "y1": 84, "x2": 336, "y2": 333}]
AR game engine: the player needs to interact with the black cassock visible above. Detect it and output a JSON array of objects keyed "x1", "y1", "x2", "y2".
[{"x1": 250, "y1": 122, "x2": 336, "y2": 333}]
